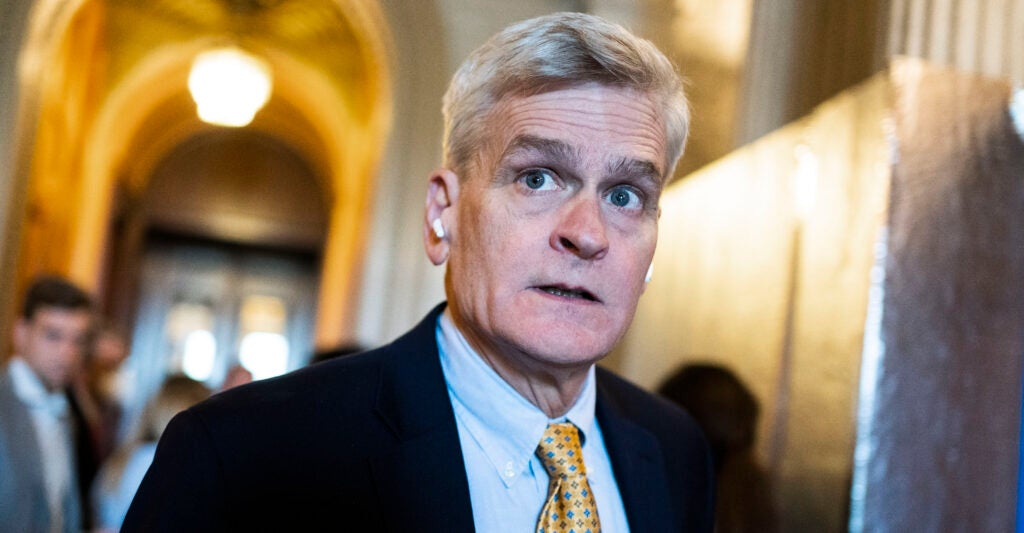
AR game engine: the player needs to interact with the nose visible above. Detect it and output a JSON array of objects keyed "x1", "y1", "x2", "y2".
[
  {"x1": 551, "y1": 196, "x2": 609, "y2": 260},
  {"x1": 58, "y1": 337, "x2": 85, "y2": 367}
]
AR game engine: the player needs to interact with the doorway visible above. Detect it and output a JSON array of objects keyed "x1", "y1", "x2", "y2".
[{"x1": 122, "y1": 232, "x2": 318, "y2": 435}]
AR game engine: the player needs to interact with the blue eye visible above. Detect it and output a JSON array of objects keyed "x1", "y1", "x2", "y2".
[
  {"x1": 521, "y1": 169, "x2": 558, "y2": 191},
  {"x1": 606, "y1": 186, "x2": 641, "y2": 209}
]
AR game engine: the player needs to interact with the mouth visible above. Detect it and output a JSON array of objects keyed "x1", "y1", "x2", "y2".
[{"x1": 537, "y1": 285, "x2": 599, "y2": 302}]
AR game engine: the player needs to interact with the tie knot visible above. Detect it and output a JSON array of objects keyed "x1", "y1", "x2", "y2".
[{"x1": 536, "y1": 423, "x2": 587, "y2": 480}]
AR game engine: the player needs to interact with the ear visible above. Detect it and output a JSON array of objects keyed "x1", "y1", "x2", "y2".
[
  {"x1": 423, "y1": 168, "x2": 460, "y2": 265},
  {"x1": 640, "y1": 258, "x2": 655, "y2": 294}
]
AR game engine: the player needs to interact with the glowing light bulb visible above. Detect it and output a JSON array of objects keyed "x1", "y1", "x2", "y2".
[{"x1": 188, "y1": 47, "x2": 273, "y2": 127}]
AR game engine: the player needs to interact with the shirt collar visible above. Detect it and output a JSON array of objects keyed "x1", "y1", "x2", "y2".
[
  {"x1": 437, "y1": 309, "x2": 597, "y2": 486},
  {"x1": 8, "y1": 357, "x2": 68, "y2": 416}
]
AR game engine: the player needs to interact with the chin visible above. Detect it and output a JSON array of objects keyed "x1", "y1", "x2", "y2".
[
  {"x1": 517, "y1": 329, "x2": 618, "y2": 368},
  {"x1": 495, "y1": 298, "x2": 629, "y2": 364}
]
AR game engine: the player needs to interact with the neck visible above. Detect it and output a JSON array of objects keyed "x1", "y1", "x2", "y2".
[
  {"x1": 445, "y1": 311, "x2": 592, "y2": 418},
  {"x1": 10, "y1": 356, "x2": 61, "y2": 394},
  {"x1": 480, "y1": 350, "x2": 590, "y2": 418}
]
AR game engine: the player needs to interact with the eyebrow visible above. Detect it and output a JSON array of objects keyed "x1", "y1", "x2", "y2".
[
  {"x1": 607, "y1": 156, "x2": 663, "y2": 188},
  {"x1": 501, "y1": 135, "x2": 579, "y2": 168},
  {"x1": 501, "y1": 134, "x2": 664, "y2": 185}
]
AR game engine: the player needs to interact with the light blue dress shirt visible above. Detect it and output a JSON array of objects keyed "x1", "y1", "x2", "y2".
[{"x1": 436, "y1": 311, "x2": 630, "y2": 533}]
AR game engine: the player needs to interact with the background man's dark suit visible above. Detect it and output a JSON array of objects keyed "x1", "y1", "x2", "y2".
[{"x1": 123, "y1": 304, "x2": 714, "y2": 531}]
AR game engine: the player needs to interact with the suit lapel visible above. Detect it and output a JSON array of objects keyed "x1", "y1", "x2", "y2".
[
  {"x1": 363, "y1": 306, "x2": 681, "y2": 532},
  {"x1": 596, "y1": 376, "x2": 677, "y2": 533},
  {"x1": 369, "y1": 304, "x2": 476, "y2": 532}
]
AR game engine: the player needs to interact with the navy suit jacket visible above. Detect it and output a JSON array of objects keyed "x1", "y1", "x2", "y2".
[{"x1": 123, "y1": 304, "x2": 714, "y2": 532}]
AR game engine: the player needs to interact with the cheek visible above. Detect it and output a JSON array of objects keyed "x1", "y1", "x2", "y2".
[
  {"x1": 29, "y1": 336, "x2": 51, "y2": 356},
  {"x1": 614, "y1": 245, "x2": 656, "y2": 295},
  {"x1": 465, "y1": 206, "x2": 525, "y2": 265},
  {"x1": 614, "y1": 269, "x2": 648, "y2": 303}
]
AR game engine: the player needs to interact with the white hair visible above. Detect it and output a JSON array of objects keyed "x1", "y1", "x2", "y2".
[{"x1": 442, "y1": 11, "x2": 689, "y2": 179}]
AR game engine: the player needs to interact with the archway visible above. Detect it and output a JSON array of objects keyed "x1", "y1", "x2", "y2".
[{"x1": 6, "y1": 0, "x2": 394, "y2": 351}]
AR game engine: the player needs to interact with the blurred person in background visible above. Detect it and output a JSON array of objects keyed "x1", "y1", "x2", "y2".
[
  {"x1": 660, "y1": 363, "x2": 778, "y2": 533},
  {"x1": 0, "y1": 275, "x2": 94, "y2": 533},
  {"x1": 218, "y1": 364, "x2": 253, "y2": 392},
  {"x1": 91, "y1": 375, "x2": 210, "y2": 532},
  {"x1": 68, "y1": 322, "x2": 130, "y2": 529}
]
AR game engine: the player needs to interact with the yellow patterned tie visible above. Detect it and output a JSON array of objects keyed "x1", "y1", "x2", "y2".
[{"x1": 535, "y1": 423, "x2": 601, "y2": 533}]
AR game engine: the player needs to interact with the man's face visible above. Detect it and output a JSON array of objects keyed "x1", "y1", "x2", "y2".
[
  {"x1": 444, "y1": 83, "x2": 668, "y2": 373},
  {"x1": 15, "y1": 307, "x2": 92, "y2": 391},
  {"x1": 92, "y1": 330, "x2": 128, "y2": 371}
]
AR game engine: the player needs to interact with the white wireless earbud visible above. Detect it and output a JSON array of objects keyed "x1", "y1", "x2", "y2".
[
  {"x1": 644, "y1": 263, "x2": 654, "y2": 284},
  {"x1": 432, "y1": 218, "x2": 446, "y2": 239}
]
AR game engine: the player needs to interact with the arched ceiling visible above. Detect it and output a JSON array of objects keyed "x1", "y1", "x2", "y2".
[
  {"x1": 89, "y1": 0, "x2": 392, "y2": 205},
  {"x1": 54, "y1": 0, "x2": 394, "y2": 338},
  {"x1": 145, "y1": 128, "x2": 329, "y2": 251},
  {"x1": 104, "y1": 0, "x2": 375, "y2": 119}
]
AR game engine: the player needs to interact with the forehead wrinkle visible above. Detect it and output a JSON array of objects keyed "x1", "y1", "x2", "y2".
[{"x1": 503, "y1": 87, "x2": 668, "y2": 159}]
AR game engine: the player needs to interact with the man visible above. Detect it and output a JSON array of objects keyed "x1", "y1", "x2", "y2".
[
  {"x1": 0, "y1": 275, "x2": 93, "y2": 533},
  {"x1": 124, "y1": 12, "x2": 714, "y2": 532},
  {"x1": 68, "y1": 323, "x2": 130, "y2": 530}
]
